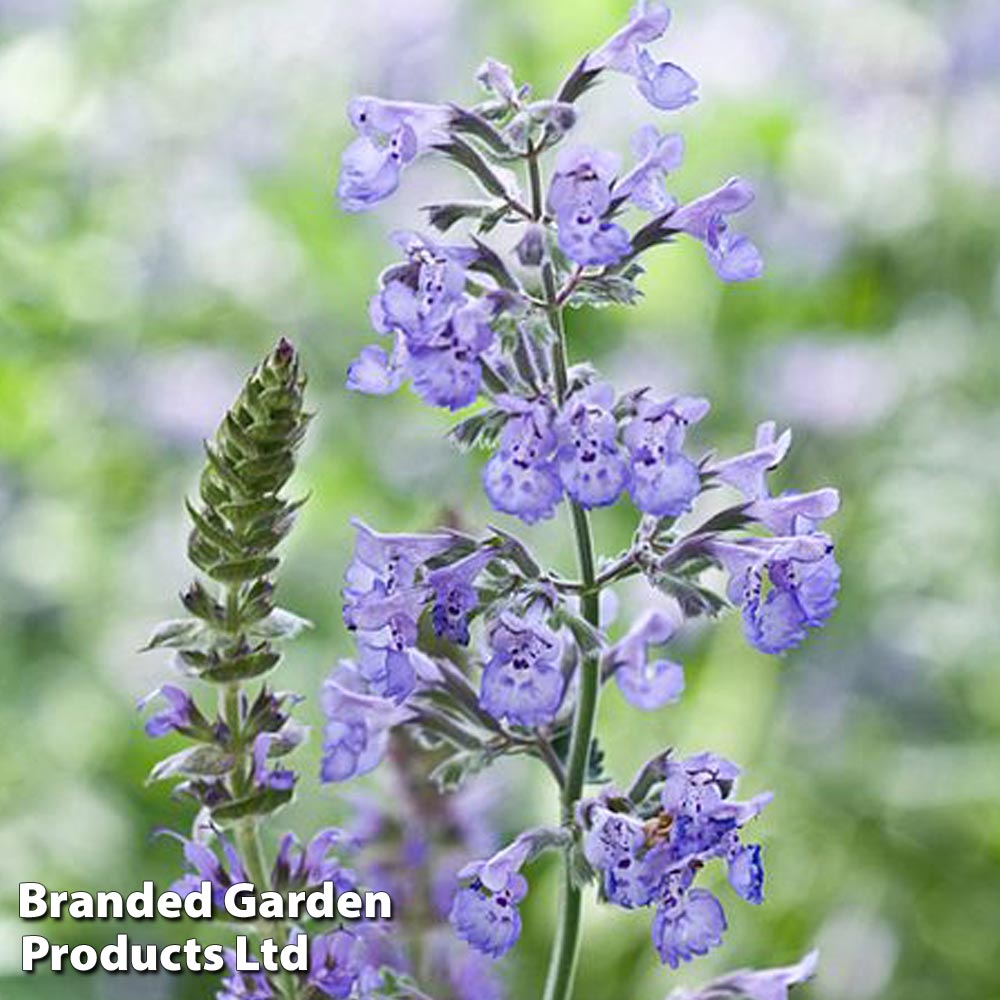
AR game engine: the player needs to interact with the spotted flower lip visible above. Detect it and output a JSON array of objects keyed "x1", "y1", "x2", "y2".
[
  {"x1": 547, "y1": 147, "x2": 631, "y2": 266},
  {"x1": 555, "y1": 383, "x2": 630, "y2": 509},
  {"x1": 479, "y1": 611, "x2": 565, "y2": 727},
  {"x1": 337, "y1": 98, "x2": 452, "y2": 212},
  {"x1": 482, "y1": 396, "x2": 563, "y2": 524},
  {"x1": 625, "y1": 394, "x2": 709, "y2": 517},
  {"x1": 450, "y1": 836, "x2": 533, "y2": 959}
]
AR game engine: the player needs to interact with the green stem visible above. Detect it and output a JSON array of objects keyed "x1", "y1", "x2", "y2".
[
  {"x1": 218, "y1": 589, "x2": 298, "y2": 1000},
  {"x1": 527, "y1": 147, "x2": 602, "y2": 1000}
]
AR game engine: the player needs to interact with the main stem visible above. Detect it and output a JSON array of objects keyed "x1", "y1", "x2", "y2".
[
  {"x1": 531, "y1": 149, "x2": 602, "y2": 1000},
  {"x1": 220, "y1": 589, "x2": 297, "y2": 1000}
]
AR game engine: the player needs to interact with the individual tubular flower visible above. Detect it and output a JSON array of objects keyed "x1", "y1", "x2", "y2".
[
  {"x1": 427, "y1": 548, "x2": 496, "y2": 645},
  {"x1": 652, "y1": 884, "x2": 727, "y2": 969},
  {"x1": 581, "y1": 802, "x2": 670, "y2": 908},
  {"x1": 667, "y1": 950, "x2": 818, "y2": 1000},
  {"x1": 614, "y1": 125, "x2": 684, "y2": 213},
  {"x1": 307, "y1": 929, "x2": 379, "y2": 999},
  {"x1": 555, "y1": 383, "x2": 630, "y2": 509},
  {"x1": 251, "y1": 733, "x2": 297, "y2": 792},
  {"x1": 406, "y1": 297, "x2": 497, "y2": 410},
  {"x1": 624, "y1": 394, "x2": 709, "y2": 517},
  {"x1": 709, "y1": 421, "x2": 791, "y2": 499},
  {"x1": 480, "y1": 610, "x2": 565, "y2": 727},
  {"x1": 337, "y1": 98, "x2": 452, "y2": 211},
  {"x1": 343, "y1": 518, "x2": 452, "y2": 698},
  {"x1": 271, "y1": 828, "x2": 354, "y2": 895},
  {"x1": 138, "y1": 685, "x2": 208, "y2": 739},
  {"x1": 346, "y1": 336, "x2": 408, "y2": 396},
  {"x1": 319, "y1": 675, "x2": 415, "y2": 782},
  {"x1": 584, "y1": 1, "x2": 698, "y2": 112},
  {"x1": 607, "y1": 607, "x2": 685, "y2": 710},
  {"x1": 449, "y1": 836, "x2": 532, "y2": 959},
  {"x1": 706, "y1": 534, "x2": 838, "y2": 655},
  {"x1": 168, "y1": 835, "x2": 248, "y2": 910},
  {"x1": 482, "y1": 396, "x2": 563, "y2": 524},
  {"x1": 547, "y1": 147, "x2": 630, "y2": 266},
  {"x1": 706, "y1": 423, "x2": 840, "y2": 653},
  {"x1": 670, "y1": 177, "x2": 763, "y2": 282}
]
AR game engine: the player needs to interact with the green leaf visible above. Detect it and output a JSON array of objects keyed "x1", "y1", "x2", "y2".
[
  {"x1": 650, "y1": 573, "x2": 728, "y2": 618},
  {"x1": 549, "y1": 731, "x2": 610, "y2": 785},
  {"x1": 448, "y1": 408, "x2": 507, "y2": 452},
  {"x1": 198, "y1": 647, "x2": 281, "y2": 683},
  {"x1": 567, "y1": 272, "x2": 644, "y2": 309},
  {"x1": 210, "y1": 786, "x2": 294, "y2": 825},
  {"x1": 142, "y1": 619, "x2": 205, "y2": 652},
  {"x1": 429, "y1": 748, "x2": 494, "y2": 793},
  {"x1": 250, "y1": 607, "x2": 313, "y2": 640},
  {"x1": 148, "y1": 745, "x2": 235, "y2": 784},
  {"x1": 422, "y1": 201, "x2": 494, "y2": 232},
  {"x1": 206, "y1": 555, "x2": 280, "y2": 584},
  {"x1": 432, "y1": 137, "x2": 509, "y2": 198}
]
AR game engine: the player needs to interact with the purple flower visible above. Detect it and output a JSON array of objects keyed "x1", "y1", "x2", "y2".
[
  {"x1": 747, "y1": 488, "x2": 841, "y2": 538},
  {"x1": 342, "y1": 519, "x2": 453, "y2": 696},
  {"x1": 624, "y1": 394, "x2": 709, "y2": 517},
  {"x1": 407, "y1": 299, "x2": 496, "y2": 410},
  {"x1": 272, "y1": 828, "x2": 354, "y2": 893},
  {"x1": 449, "y1": 837, "x2": 532, "y2": 959},
  {"x1": 482, "y1": 396, "x2": 563, "y2": 524},
  {"x1": 168, "y1": 835, "x2": 247, "y2": 910},
  {"x1": 608, "y1": 607, "x2": 685, "y2": 710},
  {"x1": 581, "y1": 803, "x2": 670, "y2": 908},
  {"x1": 555, "y1": 383, "x2": 630, "y2": 509},
  {"x1": 337, "y1": 98, "x2": 451, "y2": 212},
  {"x1": 346, "y1": 336, "x2": 408, "y2": 396},
  {"x1": 670, "y1": 177, "x2": 763, "y2": 282},
  {"x1": 681, "y1": 950, "x2": 819, "y2": 1000},
  {"x1": 139, "y1": 684, "x2": 202, "y2": 738},
  {"x1": 372, "y1": 234, "x2": 472, "y2": 348},
  {"x1": 709, "y1": 421, "x2": 791, "y2": 499},
  {"x1": 660, "y1": 753, "x2": 771, "y2": 863},
  {"x1": 364, "y1": 234, "x2": 500, "y2": 410},
  {"x1": 615, "y1": 125, "x2": 684, "y2": 213},
  {"x1": 476, "y1": 58, "x2": 520, "y2": 104},
  {"x1": 727, "y1": 842, "x2": 764, "y2": 905},
  {"x1": 251, "y1": 733, "x2": 297, "y2": 792},
  {"x1": 652, "y1": 887, "x2": 727, "y2": 968},
  {"x1": 585, "y1": 2, "x2": 698, "y2": 112},
  {"x1": 320, "y1": 676, "x2": 414, "y2": 782},
  {"x1": 706, "y1": 532, "x2": 838, "y2": 655},
  {"x1": 218, "y1": 949, "x2": 274, "y2": 1000},
  {"x1": 547, "y1": 147, "x2": 630, "y2": 267},
  {"x1": 308, "y1": 929, "x2": 375, "y2": 999},
  {"x1": 480, "y1": 611, "x2": 565, "y2": 727},
  {"x1": 427, "y1": 548, "x2": 495, "y2": 645}
]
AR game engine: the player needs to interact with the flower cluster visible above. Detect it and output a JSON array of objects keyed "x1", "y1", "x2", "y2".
[
  {"x1": 579, "y1": 753, "x2": 770, "y2": 967},
  {"x1": 327, "y1": 3, "x2": 839, "y2": 995}
]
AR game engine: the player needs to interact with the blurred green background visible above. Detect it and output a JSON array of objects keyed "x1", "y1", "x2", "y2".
[{"x1": 2, "y1": 0, "x2": 999, "y2": 998}]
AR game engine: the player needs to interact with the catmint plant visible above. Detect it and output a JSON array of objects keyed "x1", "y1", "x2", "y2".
[
  {"x1": 141, "y1": 5, "x2": 836, "y2": 1000},
  {"x1": 331, "y1": 2, "x2": 837, "y2": 998}
]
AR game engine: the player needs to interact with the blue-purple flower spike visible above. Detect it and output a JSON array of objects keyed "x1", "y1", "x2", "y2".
[{"x1": 324, "y1": 5, "x2": 837, "y2": 999}]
